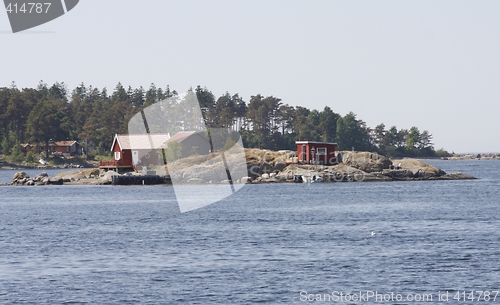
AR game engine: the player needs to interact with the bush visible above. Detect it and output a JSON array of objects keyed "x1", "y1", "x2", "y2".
[
  {"x1": 436, "y1": 148, "x2": 452, "y2": 158},
  {"x1": 26, "y1": 151, "x2": 36, "y2": 163}
]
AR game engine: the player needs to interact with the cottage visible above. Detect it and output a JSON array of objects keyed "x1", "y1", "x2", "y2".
[
  {"x1": 296, "y1": 141, "x2": 337, "y2": 165},
  {"x1": 20, "y1": 143, "x2": 33, "y2": 154},
  {"x1": 165, "y1": 130, "x2": 212, "y2": 158},
  {"x1": 36, "y1": 140, "x2": 81, "y2": 156},
  {"x1": 100, "y1": 133, "x2": 171, "y2": 173},
  {"x1": 100, "y1": 131, "x2": 214, "y2": 173}
]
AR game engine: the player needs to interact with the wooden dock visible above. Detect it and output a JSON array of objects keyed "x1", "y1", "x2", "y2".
[
  {"x1": 111, "y1": 175, "x2": 171, "y2": 185},
  {"x1": 99, "y1": 160, "x2": 136, "y2": 174}
]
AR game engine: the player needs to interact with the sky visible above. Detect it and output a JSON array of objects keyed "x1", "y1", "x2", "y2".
[{"x1": 1, "y1": 0, "x2": 499, "y2": 153}]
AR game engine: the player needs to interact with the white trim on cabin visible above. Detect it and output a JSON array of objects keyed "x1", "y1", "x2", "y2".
[{"x1": 295, "y1": 141, "x2": 337, "y2": 146}]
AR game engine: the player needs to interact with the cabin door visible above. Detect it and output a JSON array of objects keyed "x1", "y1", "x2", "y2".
[{"x1": 132, "y1": 150, "x2": 139, "y2": 165}]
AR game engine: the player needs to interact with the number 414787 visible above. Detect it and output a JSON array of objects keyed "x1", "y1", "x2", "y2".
[
  {"x1": 5, "y1": 3, "x2": 51, "y2": 14},
  {"x1": 454, "y1": 291, "x2": 499, "y2": 301}
]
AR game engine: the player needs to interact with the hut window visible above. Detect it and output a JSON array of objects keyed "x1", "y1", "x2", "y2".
[{"x1": 317, "y1": 148, "x2": 327, "y2": 155}]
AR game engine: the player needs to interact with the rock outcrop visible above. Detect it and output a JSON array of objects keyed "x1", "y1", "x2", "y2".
[
  {"x1": 98, "y1": 170, "x2": 120, "y2": 185},
  {"x1": 13, "y1": 171, "x2": 29, "y2": 181},
  {"x1": 393, "y1": 158, "x2": 446, "y2": 179},
  {"x1": 267, "y1": 152, "x2": 476, "y2": 183},
  {"x1": 337, "y1": 151, "x2": 393, "y2": 172}
]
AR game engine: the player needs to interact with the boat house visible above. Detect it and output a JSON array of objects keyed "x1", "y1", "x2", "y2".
[
  {"x1": 164, "y1": 130, "x2": 212, "y2": 158},
  {"x1": 100, "y1": 131, "x2": 212, "y2": 173},
  {"x1": 296, "y1": 141, "x2": 337, "y2": 165},
  {"x1": 100, "y1": 133, "x2": 171, "y2": 173}
]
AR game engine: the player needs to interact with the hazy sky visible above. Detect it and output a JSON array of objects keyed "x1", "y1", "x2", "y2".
[{"x1": 2, "y1": 1, "x2": 499, "y2": 153}]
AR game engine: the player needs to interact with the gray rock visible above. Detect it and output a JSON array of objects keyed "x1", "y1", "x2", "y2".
[
  {"x1": 272, "y1": 162, "x2": 287, "y2": 173},
  {"x1": 338, "y1": 151, "x2": 392, "y2": 172},
  {"x1": 247, "y1": 162, "x2": 262, "y2": 177},
  {"x1": 240, "y1": 176, "x2": 251, "y2": 184},
  {"x1": 98, "y1": 170, "x2": 120, "y2": 185},
  {"x1": 48, "y1": 177, "x2": 64, "y2": 185},
  {"x1": 33, "y1": 172, "x2": 48, "y2": 182},
  {"x1": 438, "y1": 172, "x2": 477, "y2": 180},
  {"x1": 261, "y1": 162, "x2": 272, "y2": 174},
  {"x1": 394, "y1": 159, "x2": 445, "y2": 178},
  {"x1": 382, "y1": 169, "x2": 414, "y2": 179},
  {"x1": 13, "y1": 171, "x2": 30, "y2": 181}
]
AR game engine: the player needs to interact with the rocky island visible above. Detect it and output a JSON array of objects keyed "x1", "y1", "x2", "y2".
[{"x1": 7, "y1": 149, "x2": 476, "y2": 186}]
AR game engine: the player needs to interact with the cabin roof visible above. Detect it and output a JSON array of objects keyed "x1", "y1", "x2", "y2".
[
  {"x1": 35, "y1": 140, "x2": 79, "y2": 147},
  {"x1": 165, "y1": 131, "x2": 199, "y2": 144},
  {"x1": 112, "y1": 133, "x2": 171, "y2": 151},
  {"x1": 54, "y1": 141, "x2": 78, "y2": 147},
  {"x1": 295, "y1": 141, "x2": 337, "y2": 146}
]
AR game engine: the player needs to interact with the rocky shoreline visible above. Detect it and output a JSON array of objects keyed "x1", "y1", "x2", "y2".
[
  {"x1": 446, "y1": 153, "x2": 499, "y2": 160},
  {"x1": 0, "y1": 163, "x2": 92, "y2": 171},
  {"x1": 248, "y1": 151, "x2": 476, "y2": 184},
  {"x1": 5, "y1": 150, "x2": 477, "y2": 186}
]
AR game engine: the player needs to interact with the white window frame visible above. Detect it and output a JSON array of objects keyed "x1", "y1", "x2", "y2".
[{"x1": 317, "y1": 147, "x2": 327, "y2": 155}]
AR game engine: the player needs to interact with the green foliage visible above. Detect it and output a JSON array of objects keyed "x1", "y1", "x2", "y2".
[
  {"x1": 27, "y1": 99, "x2": 70, "y2": 158},
  {"x1": 9, "y1": 139, "x2": 23, "y2": 161},
  {"x1": 335, "y1": 112, "x2": 373, "y2": 151},
  {"x1": 436, "y1": 148, "x2": 452, "y2": 157},
  {"x1": 0, "y1": 82, "x2": 444, "y2": 160},
  {"x1": 164, "y1": 141, "x2": 183, "y2": 162},
  {"x1": 1, "y1": 131, "x2": 15, "y2": 155},
  {"x1": 25, "y1": 151, "x2": 36, "y2": 163}
]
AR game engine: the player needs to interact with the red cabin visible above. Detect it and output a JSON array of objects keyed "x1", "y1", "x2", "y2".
[
  {"x1": 100, "y1": 133, "x2": 171, "y2": 173},
  {"x1": 296, "y1": 141, "x2": 337, "y2": 165}
]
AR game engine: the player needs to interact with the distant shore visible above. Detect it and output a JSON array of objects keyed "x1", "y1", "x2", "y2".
[{"x1": 0, "y1": 158, "x2": 98, "y2": 171}]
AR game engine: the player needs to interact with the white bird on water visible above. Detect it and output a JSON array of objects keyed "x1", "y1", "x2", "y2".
[{"x1": 371, "y1": 231, "x2": 376, "y2": 236}]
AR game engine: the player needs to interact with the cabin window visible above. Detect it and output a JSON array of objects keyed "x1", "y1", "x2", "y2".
[
  {"x1": 302, "y1": 145, "x2": 306, "y2": 161},
  {"x1": 317, "y1": 148, "x2": 327, "y2": 155},
  {"x1": 114, "y1": 151, "x2": 121, "y2": 160}
]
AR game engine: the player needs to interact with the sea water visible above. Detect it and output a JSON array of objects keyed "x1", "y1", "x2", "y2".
[{"x1": 0, "y1": 160, "x2": 499, "y2": 304}]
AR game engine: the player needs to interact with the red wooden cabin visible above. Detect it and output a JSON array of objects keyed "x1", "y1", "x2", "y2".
[
  {"x1": 100, "y1": 133, "x2": 171, "y2": 173},
  {"x1": 296, "y1": 141, "x2": 337, "y2": 165}
]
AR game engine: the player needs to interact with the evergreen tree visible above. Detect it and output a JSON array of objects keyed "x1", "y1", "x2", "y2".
[{"x1": 27, "y1": 99, "x2": 70, "y2": 158}]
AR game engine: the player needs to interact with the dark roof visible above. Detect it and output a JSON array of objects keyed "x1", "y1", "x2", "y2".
[{"x1": 165, "y1": 131, "x2": 198, "y2": 144}]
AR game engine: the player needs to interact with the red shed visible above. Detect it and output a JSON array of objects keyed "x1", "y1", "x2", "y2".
[
  {"x1": 296, "y1": 141, "x2": 337, "y2": 165},
  {"x1": 100, "y1": 133, "x2": 171, "y2": 173}
]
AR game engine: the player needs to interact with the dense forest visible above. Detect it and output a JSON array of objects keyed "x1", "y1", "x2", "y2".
[{"x1": 0, "y1": 81, "x2": 449, "y2": 160}]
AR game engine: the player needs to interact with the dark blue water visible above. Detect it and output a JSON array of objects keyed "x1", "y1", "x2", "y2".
[{"x1": 0, "y1": 160, "x2": 499, "y2": 304}]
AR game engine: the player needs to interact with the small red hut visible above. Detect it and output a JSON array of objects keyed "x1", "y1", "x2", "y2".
[
  {"x1": 100, "y1": 133, "x2": 171, "y2": 173},
  {"x1": 296, "y1": 141, "x2": 337, "y2": 165}
]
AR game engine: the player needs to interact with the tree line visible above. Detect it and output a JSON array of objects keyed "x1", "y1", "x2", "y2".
[{"x1": 0, "y1": 81, "x2": 447, "y2": 160}]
